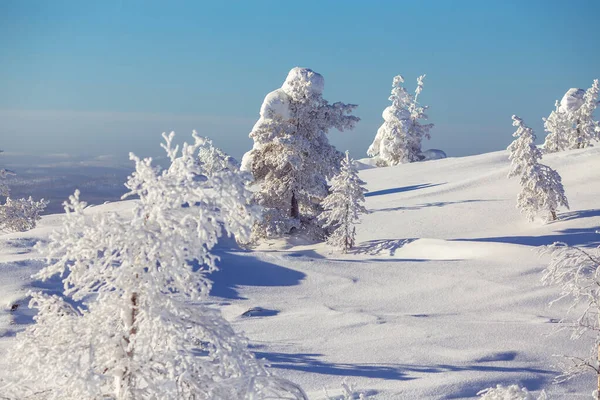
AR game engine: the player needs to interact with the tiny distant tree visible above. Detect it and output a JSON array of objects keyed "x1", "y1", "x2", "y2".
[
  {"x1": 2, "y1": 132, "x2": 306, "y2": 400},
  {"x1": 542, "y1": 241, "x2": 600, "y2": 399},
  {"x1": 0, "y1": 150, "x2": 9, "y2": 198},
  {"x1": 318, "y1": 151, "x2": 367, "y2": 252},
  {"x1": 507, "y1": 115, "x2": 569, "y2": 222},
  {"x1": 197, "y1": 134, "x2": 240, "y2": 176},
  {"x1": 241, "y1": 67, "x2": 359, "y2": 239},
  {"x1": 0, "y1": 150, "x2": 47, "y2": 233},
  {"x1": 367, "y1": 74, "x2": 434, "y2": 166}
]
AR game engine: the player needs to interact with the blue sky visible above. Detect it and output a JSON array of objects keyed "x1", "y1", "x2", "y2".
[{"x1": 1, "y1": 0, "x2": 599, "y2": 161}]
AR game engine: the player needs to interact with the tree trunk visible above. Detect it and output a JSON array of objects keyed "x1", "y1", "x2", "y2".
[
  {"x1": 116, "y1": 292, "x2": 138, "y2": 399},
  {"x1": 597, "y1": 341, "x2": 600, "y2": 400},
  {"x1": 290, "y1": 192, "x2": 299, "y2": 219},
  {"x1": 550, "y1": 210, "x2": 557, "y2": 221}
]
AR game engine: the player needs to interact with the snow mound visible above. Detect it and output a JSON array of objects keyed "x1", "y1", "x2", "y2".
[
  {"x1": 559, "y1": 88, "x2": 585, "y2": 113},
  {"x1": 420, "y1": 149, "x2": 447, "y2": 161},
  {"x1": 259, "y1": 89, "x2": 291, "y2": 120}
]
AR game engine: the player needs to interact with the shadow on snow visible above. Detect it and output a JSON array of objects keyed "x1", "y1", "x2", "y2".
[
  {"x1": 252, "y1": 350, "x2": 553, "y2": 388},
  {"x1": 209, "y1": 251, "x2": 306, "y2": 300},
  {"x1": 371, "y1": 199, "x2": 494, "y2": 213},
  {"x1": 364, "y1": 183, "x2": 445, "y2": 198},
  {"x1": 452, "y1": 227, "x2": 600, "y2": 248}
]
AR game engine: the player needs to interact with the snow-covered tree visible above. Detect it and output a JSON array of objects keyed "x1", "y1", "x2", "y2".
[
  {"x1": 367, "y1": 74, "x2": 434, "y2": 166},
  {"x1": 542, "y1": 101, "x2": 571, "y2": 153},
  {"x1": 318, "y1": 151, "x2": 367, "y2": 252},
  {"x1": 241, "y1": 67, "x2": 359, "y2": 239},
  {"x1": 197, "y1": 135, "x2": 240, "y2": 176},
  {"x1": 478, "y1": 384, "x2": 547, "y2": 400},
  {"x1": 2, "y1": 132, "x2": 306, "y2": 400},
  {"x1": 0, "y1": 150, "x2": 47, "y2": 233},
  {"x1": 543, "y1": 81, "x2": 600, "y2": 152},
  {"x1": 507, "y1": 115, "x2": 569, "y2": 221},
  {"x1": 542, "y1": 241, "x2": 600, "y2": 398}
]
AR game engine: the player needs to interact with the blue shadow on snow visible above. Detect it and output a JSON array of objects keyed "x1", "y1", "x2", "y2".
[
  {"x1": 365, "y1": 183, "x2": 444, "y2": 198},
  {"x1": 209, "y1": 251, "x2": 306, "y2": 300}
]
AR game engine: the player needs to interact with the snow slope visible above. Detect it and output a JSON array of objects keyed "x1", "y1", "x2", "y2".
[{"x1": 1, "y1": 147, "x2": 599, "y2": 399}]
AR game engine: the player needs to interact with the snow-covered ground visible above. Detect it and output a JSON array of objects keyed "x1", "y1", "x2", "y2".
[{"x1": 1, "y1": 147, "x2": 599, "y2": 399}]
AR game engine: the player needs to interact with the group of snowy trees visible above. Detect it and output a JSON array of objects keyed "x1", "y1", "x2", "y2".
[
  {"x1": 507, "y1": 79, "x2": 599, "y2": 223},
  {"x1": 0, "y1": 150, "x2": 47, "y2": 232},
  {"x1": 241, "y1": 67, "x2": 367, "y2": 249},
  {"x1": 543, "y1": 80, "x2": 600, "y2": 153}
]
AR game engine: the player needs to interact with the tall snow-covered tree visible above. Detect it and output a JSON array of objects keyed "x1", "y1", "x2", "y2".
[
  {"x1": 2, "y1": 132, "x2": 306, "y2": 400},
  {"x1": 367, "y1": 74, "x2": 434, "y2": 166},
  {"x1": 507, "y1": 115, "x2": 569, "y2": 221},
  {"x1": 318, "y1": 151, "x2": 367, "y2": 252},
  {"x1": 542, "y1": 241, "x2": 600, "y2": 398},
  {"x1": 241, "y1": 67, "x2": 359, "y2": 239},
  {"x1": 197, "y1": 135, "x2": 240, "y2": 176}
]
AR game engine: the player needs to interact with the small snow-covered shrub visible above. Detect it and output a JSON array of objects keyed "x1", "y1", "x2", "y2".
[
  {"x1": 1, "y1": 132, "x2": 306, "y2": 400},
  {"x1": 367, "y1": 74, "x2": 434, "y2": 166},
  {"x1": 324, "y1": 381, "x2": 370, "y2": 400},
  {"x1": 0, "y1": 150, "x2": 47, "y2": 232},
  {"x1": 0, "y1": 196, "x2": 48, "y2": 232},
  {"x1": 478, "y1": 384, "x2": 547, "y2": 400}
]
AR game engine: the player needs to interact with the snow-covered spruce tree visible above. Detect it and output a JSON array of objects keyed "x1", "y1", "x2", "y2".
[
  {"x1": 542, "y1": 100, "x2": 571, "y2": 154},
  {"x1": 318, "y1": 151, "x2": 367, "y2": 252},
  {"x1": 0, "y1": 150, "x2": 47, "y2": 233},
  {"x1": 478, "y1": 384, "x2": 547, "y2": 400},
  {"x1": 367, "y1": 74, "x2": 434, "y2": 166},
  {"x1": 507, "y1": 115, "x2": 569, "y2": 222},
  {"x1": 241, "y1": 67, "x2": 359, "y2": 239},
  {"x1": 541, "y1": 241, "x2": 600, "y2": 398},
  {"x1": 197, "y1": 135, "x2": 240, "y2": 177},
  {"x1": 2, "y1": 132, "x2": 306, "y2": 400}
]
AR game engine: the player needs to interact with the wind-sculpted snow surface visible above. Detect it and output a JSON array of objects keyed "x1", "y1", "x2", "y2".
[{"x1": 1, "y1": 146, "x2": 600, "y2": 399}]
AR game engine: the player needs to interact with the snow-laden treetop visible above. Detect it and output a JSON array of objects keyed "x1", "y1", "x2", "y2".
[
  {"x1": 252, "y1": 68, "x2": 324, "y2": 127},
  {"x1": 559, "y1": 88, "x2": 585, "y2": 113}
]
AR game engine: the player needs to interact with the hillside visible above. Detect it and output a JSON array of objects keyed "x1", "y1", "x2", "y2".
[{"x1": 1, "y1": 147, "x2": 599, "y2": 399}]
